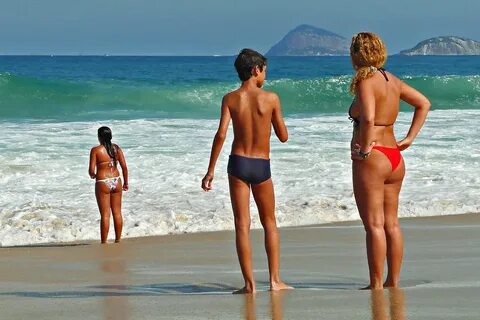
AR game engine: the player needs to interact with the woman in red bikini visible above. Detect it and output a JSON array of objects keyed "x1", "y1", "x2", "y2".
[{"x1": 348, "y1": 33, "x2": 430, "y2": 290}]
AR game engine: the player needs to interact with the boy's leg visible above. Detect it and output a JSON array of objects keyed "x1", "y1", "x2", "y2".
[
  {"x1": 251, "y1": 178, "x2": 292, "y2": 291},
  {"x1": 229, "y1": 175, "x2": 255, "y2": 294}
]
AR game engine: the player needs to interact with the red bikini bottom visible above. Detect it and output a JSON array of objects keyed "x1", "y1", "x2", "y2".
[{"x1": 372, "y1": 146, "x2": 402, "y2": 171}]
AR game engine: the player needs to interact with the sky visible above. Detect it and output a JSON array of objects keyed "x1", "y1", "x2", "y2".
[{"x1": 0, "y1": 0, "x2": 478, "y2": 55}]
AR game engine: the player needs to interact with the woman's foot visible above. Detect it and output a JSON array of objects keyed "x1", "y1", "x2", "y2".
[
  {"x1": 115, "y1": 239, "x2": 121, "y2": 243},
  {"x1": 270, "y1": 280, "x2": 294, "y2": 291}
]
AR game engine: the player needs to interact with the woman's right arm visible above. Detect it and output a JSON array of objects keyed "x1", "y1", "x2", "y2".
[
  {"x1": 397, "y1": 81, "x2": 431, "y2": 150},
  {"x1": 88, "y1": 148, "x2": 96, "y2": 179}
]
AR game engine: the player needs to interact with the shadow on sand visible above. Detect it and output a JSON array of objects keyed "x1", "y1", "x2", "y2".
[
  {"x1": 0, "y1": 280, "x2": 371, "y2": 299},
  {"x1": 0, "y1": 283, "x2": 237, "y2": 298},
  {"x1": 0, "y1": 279, "x2": 430, "y2": 299}
]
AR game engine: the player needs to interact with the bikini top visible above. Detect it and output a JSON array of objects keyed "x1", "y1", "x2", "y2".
[
  {"x1": 98, "y1": 160, "x2": 116, "y2": 168},
  {"x1": 97, "y1": 145, "x2": 118, "y2": 167},
  {"x1": 348, "y1": 67, "x2": 389, "y2": 127}
]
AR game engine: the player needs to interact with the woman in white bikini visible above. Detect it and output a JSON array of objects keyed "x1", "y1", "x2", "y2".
[{"x1": 89, "y1": 126, "x2": 128, "y2": 243}]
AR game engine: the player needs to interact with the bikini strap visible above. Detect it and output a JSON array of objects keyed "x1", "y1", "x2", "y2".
[
  {"x1": 98, "y1": 160, "x2": 114, "y2": 165},
  {"x1": 378, "y1": 68, "x2": 389, "y2": 82}
]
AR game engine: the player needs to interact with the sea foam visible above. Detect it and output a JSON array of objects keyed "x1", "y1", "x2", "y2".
[{"x1": 0, "y1": 110, "x2": 479, "y2": 246}]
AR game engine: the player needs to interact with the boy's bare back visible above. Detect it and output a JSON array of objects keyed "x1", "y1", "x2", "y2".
[
  {"x1": 202, "y1": 48, "x2": 287, "y2": 191},
  {"x1": 225, "y1": 87, "x2": 287, "y2": 159}
]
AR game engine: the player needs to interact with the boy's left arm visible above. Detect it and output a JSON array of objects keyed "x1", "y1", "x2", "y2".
[
  {"x1": 271, "y1": 93, "x2": 288, "y2": 143},
  {"x1": 202, "y1": 96, "x2": 231, "y2": 191}
]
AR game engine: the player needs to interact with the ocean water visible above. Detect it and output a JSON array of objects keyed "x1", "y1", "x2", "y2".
[{"x1": 0, "y1": 56, "x2": 479, "y2": 246}]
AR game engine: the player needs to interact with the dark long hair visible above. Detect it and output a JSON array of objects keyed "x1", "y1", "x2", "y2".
[{"x1": 98, "y1": 126, "x2": 116, "y2": 163}]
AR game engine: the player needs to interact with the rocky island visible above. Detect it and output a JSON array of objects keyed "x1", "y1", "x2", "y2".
[
  {"x1": 266, "y1": 24, "x2": 349, "y2": 56},
  {"x1": 399, "y1": 36, "x2": 480, "y2": 55}
]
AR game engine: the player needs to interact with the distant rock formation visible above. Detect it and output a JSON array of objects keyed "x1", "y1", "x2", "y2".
[
  {"x1": 266, "y1": 24, "x2": 349, "y2": 56},
  {"x1": 399, "y1": 36, "x2": 480, "y2": 55}
]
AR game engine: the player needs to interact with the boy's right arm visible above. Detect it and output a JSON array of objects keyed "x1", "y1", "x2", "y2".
[
  {"x1": 271, "y1": 94, "x2": 288, "y2": 143},
  {"x1": 202, "y1": 96, "x2": 231, "y2": 191}
]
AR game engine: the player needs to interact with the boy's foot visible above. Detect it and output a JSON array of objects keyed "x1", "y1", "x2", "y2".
[
  {"x1": 360, "y1": 285, "x2": 383, "y2": 290},
  {"x1": 270, "y1": 281, "x2": 294, "y2": 291},
  {"x1": 233, "y1": 286, "x2": 256, "y2": 295}
]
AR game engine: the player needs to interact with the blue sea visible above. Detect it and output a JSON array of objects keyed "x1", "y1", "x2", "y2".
[{"x1": 0, "y1": 56, "x2": 479, "y2": 246}]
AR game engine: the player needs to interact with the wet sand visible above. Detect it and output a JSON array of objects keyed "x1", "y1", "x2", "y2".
[{"x1": 0, "y1": 213, "x2": 479, "y2": 319}]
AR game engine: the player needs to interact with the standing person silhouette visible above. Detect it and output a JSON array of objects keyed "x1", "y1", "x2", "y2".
[
  {"x1": 202, "y1": 49, "x2": 292, "y2": 294},
  {"x1": 348, "y1": 33, "x2": 430, "y2": 289},
  {"x1": 89, "y1": 127, "x2": 128, "y2": 244}
]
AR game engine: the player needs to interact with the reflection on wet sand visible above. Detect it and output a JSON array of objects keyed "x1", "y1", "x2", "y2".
[
  {"x1": 99, "y1": 246, "x2": 130, "y2": 320},
  {"x1": 243, "y1": 290, "x2": 287, "y2": 320},
  {"x1": 243, "y1": 294, "x2": 256, "y2": 320},
  {"x1": 370, "y1": 288, "x2": 406, "y2": 320},
  {"x1": 270, "y1": 291, "x2": 286, "y2": 320}
]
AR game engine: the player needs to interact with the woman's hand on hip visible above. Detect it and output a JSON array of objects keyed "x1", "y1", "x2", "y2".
[
  {"x1": 351, "y1": 141, "x2": 376, "y2": 161},
  {"x1": 396, "y1": 137, "x2": 413, "y2": 151}
]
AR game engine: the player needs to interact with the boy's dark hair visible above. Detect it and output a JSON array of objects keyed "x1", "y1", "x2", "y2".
[{"x1": 234, "y1": 49, "x2": 267, "y2": 81}]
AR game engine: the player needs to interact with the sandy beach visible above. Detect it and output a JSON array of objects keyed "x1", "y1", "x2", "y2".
[{"x1": 0, "y1": 213, "x2": 479, "y2": 319}]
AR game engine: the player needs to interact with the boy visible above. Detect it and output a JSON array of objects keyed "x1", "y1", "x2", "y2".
[{"x1": 201, "y1": 49, "x2": 292, "y2": 294}]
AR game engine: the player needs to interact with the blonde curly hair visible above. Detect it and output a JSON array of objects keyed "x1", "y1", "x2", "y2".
[{"x1": 350, "y1": 32, "x2": 387, "y2": 94}]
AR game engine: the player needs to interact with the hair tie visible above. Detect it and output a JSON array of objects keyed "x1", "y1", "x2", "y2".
[{"x1": 369, "y1": 66, "x2": 377, "y2": 72}]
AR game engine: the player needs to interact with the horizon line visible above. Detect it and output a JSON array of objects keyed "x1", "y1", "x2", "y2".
[{"x1": 1, "y1": 53, "x2": 476, "y2": 57}]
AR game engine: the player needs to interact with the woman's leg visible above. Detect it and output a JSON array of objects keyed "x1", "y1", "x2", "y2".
[
  {"x1": 353, "y1": 152, "x2": 391, "y2": 289},
  {"x1": 110, "y1": 180, "x2": 123, "y2": 243},
  {"x1": 383, "y1": 159, "x2": 406, "y2": 287},
  {"x1": 251, "y1": 178, "x2": 292, "y2": 291},
  {"x1": 95, "y1": 183, "x2": 111, "y2": 244},
  {"x1": 229, "y1": 175, "x2": 255, "y2": 294}
]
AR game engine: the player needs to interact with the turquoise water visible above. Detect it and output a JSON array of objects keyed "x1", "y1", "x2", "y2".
[
  {"x1": 0, "y1": 56, "x2": 479, "y2": 120},
  {"x1": 0, "y1": 56, "x2": 479, "y2": 246}
]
